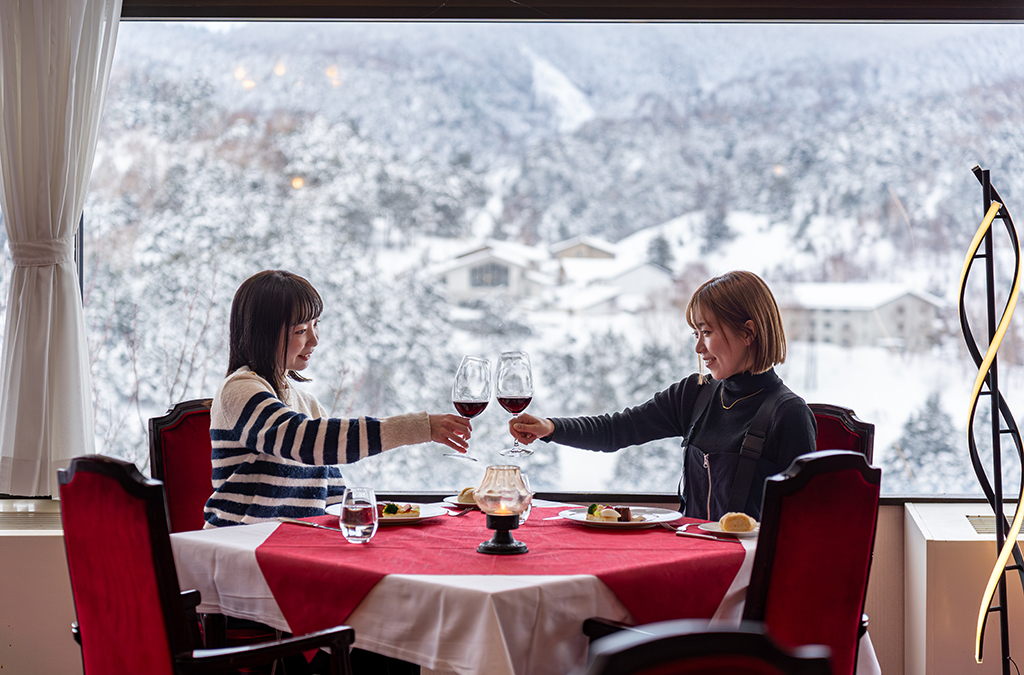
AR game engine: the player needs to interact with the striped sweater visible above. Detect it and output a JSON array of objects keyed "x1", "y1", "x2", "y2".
[{"x1": 204, "y1": 367, "x2": 430, "y2": 528}]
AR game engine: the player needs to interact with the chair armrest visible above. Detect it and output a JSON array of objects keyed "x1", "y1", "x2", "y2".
[
  {"x1": 583, "y1": 617, "x2": 636, "y2": 641},
  {"x1": 178, "y1": 625, "x2": 355, "y2": 675},
  {"x1": 181, "y1": 589, "x2": 201, "y2": 612}
]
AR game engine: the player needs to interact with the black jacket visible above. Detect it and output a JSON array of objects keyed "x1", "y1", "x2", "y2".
[{"x1": 548, "y1": 368, "x2": 817, "y2": 520}]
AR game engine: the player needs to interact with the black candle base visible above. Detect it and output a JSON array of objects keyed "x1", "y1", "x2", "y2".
[{"x1": 477, "y1": 513, "x2": 528, "y2": 555}]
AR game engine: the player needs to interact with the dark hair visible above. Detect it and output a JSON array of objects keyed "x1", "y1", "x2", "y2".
[
  {"x1": 685, "y1": 270, "x2": 786, "y2": 378},
  {"x1": 227, "y1": 270, "x2": 323, "y2": 398}
]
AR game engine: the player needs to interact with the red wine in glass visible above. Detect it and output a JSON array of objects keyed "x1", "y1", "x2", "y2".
[
  {"x1": 454, "y1": 400, "x2": 489, "y2": 418},
  {"x1": 498, "y1": 397, "x2": 532, "y2": 414},
  {"x1": 448, "y1": 356, "x2": 491, "y2": 461}
]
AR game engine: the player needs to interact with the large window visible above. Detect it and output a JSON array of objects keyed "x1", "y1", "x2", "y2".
[{"x1": 52, "y1": 21, "x2": 1024, "y2": 494}]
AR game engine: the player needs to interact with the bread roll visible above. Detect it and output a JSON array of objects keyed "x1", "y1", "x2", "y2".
[
  {"x1": 457, "y1": 487, "x2": 476, "y2": 504},
  {"x1": 719, "y1": 511, "x2": 756, "y2": 532}
]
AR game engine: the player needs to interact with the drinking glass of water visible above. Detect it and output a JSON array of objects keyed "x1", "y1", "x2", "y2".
[
  {"x1": 340, "y1": 487, "x2": 378, "y2": 544},
  {"x1": 519, "y1": 474, "x2": 533, "y2": 525}
]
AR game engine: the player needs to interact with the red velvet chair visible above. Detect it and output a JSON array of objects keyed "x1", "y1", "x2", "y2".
[
  {"x1": 742, "y1": 450, "x2": 880, "y2": 675},
  {"x1": 149, "y1": 398, "x2": 277, "y2": 651},
  {"x1": 585, "y1": 619, "x2": 832, "y2": 675},
  {"x1": 149, "y1": 398, "x2": 215, "y2": 534},
  {"x1": 808, "y1": 403, "x2": 874, "y2": 463},
  {"x1": 58, "y1": 454, "x2": 355, "y2": 675}
]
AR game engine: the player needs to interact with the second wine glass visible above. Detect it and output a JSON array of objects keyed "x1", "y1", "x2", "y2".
[
  {"x1": 496, "y1": 351, "x2": 533, "y2": 457},
  {"x1": 448, "y1": 355, "x2": 491, "y2": 461}
]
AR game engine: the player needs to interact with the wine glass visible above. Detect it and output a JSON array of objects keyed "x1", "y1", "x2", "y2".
[
  {"x1": 339, "y1": 487, "x2": 378, "y2": 544},
  {"x1": 519, "y1": 473, "x2": 533, "y2": 524},
  {"x1": 448, "y1": 356, "x2": 491, "y2": 461},
  {"x1": 496, "y1": 351, "x2": 533, "y2": 457}
]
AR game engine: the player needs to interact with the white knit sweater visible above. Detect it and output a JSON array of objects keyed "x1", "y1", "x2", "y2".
[{"x1": 203, "y1": 367, "x2": 430, "y2": 527}]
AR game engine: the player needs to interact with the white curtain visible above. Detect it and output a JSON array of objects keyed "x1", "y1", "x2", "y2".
[{"x1": 0, "y1": 0, "x2": 121, "y2": 496}]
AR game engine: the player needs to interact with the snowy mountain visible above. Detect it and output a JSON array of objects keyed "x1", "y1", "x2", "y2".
[{"x1": 39, "y1": 21, "x2": 1024, "y2": 494}]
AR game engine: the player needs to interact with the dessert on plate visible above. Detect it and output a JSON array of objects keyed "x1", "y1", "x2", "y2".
[
  {"x1": 586, "y1": 503, "x2": 640, "y2": 522},
  {"x1": 377, "y1": 502, "x2": 420, "y2": 518}
]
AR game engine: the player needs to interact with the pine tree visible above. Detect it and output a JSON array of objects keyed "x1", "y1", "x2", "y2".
[
  {"x1": 646, "y1": 232, "x2": 675, "y2": 271},
  {"x1": 882, "y1": 392, "x2": 975, "y2": 493}
]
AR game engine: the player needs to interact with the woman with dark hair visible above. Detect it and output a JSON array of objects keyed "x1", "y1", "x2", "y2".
[
  {"x1": 204, "y1": 270, "x2": 471, "y2": 528},
  {"x1": 510, "y1": 270, "x2": 816, "y2": 521}
]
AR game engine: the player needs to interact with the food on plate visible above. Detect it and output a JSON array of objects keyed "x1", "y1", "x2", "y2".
[
  {"x1": 456, "y1": 487, "x2": 476, "y2": 504},
  {"x1": 377, "y1": 502, "x2": 420, "y2": 518},
  {"x1": 586, "y1": 503, "x2": 639, "y2": 522},
  {"x1": 719, "y1": 511, "x2": 757, "y2": 532}
]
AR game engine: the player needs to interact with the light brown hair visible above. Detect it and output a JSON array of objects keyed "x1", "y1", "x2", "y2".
[
  {"x1": 685, "y1": 270, "x2": 786, "y2": 378},
  {"x1": 227, "y1": 270, "x2": 323, "y2": 398}
]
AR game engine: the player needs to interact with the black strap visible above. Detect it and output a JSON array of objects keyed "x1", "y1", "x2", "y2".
[
  {"x1": 678, "y1": 380, "x2": 722, "y2": 510},
  {"x1": 726, "y1": 385, "x2": 798, "y2": 513}
]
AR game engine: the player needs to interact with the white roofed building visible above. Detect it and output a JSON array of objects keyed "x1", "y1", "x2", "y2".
[{"x1": 779, "y1": 283, "x2": 945, "y2": 352}]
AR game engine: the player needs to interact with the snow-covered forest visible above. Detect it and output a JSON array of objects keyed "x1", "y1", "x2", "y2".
[{"x1": 5, "y1": 21, "x2": 1024, "y2": 495}]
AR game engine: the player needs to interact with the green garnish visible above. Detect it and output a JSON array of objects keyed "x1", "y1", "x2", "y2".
[
  {"x1": 587, "y1": 503, "x2": 601, "y2": 515},
  {"x1": 383, "y1": 503, "x2": 399, "y2": 515}
]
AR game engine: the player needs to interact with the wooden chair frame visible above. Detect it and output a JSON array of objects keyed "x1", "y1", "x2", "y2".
[
  {"x1": 59, "y1": 455, "x2": 355, "y2": 675},
  {"x1": 742, "y1": 450, "x2": 880, "y2": 675},
  {"x1": 586, "y1": 619, "x2": 832, "y2": 675},
  {"x1": 808, "y1": 403, "x2": 875, "y2": 462}
]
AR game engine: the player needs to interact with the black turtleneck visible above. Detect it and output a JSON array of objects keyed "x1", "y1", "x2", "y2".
[{"x1": 548, "y1": 367, "x2": 817, "y2": 520}]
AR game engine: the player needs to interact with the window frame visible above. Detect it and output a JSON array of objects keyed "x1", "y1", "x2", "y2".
[{"x1": 119, "y1": 0, "x2": 1024, "y2": 21}]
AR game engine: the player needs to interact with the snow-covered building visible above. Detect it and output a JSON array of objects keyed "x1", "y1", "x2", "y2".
[
  {"x1": 434, "y1": 237, "x2": 675, "y2": 314},
  {"x1": 434, "y1": 239, "x2": 553, "y2": 303},
  {"x1": 779, "y1": 283, "x2": 945, "y2": 351},
  {"x1": 549, "y1": 235, "x2": 617, "y2": 260}
]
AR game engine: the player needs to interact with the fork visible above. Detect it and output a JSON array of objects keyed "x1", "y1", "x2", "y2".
[{"x1": 447, "y1": 506, "x2": 479, "y2": 517}]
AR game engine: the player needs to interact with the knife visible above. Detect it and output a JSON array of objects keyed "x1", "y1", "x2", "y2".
[{"x1": 277, "y1": 517, "x2": 346, "y2": 533}]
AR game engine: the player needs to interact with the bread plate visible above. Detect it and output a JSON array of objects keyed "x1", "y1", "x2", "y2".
[
  {"x1": 326, "y1": 503, "x2": 447, "y2": 525},
  {"x1": 558, "y1": 506, "x2": 682, "y2": 530},
  {"x1": 443, "y1": 495, "x2": 478, "y2": 509},
  {"x1": 697, "y1": 522, "x2": 760, "y2": 538}
]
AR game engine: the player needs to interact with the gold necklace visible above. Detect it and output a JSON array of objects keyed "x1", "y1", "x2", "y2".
[{"x1": 720, "y1": 387, "x2": 764, "y2": 410}]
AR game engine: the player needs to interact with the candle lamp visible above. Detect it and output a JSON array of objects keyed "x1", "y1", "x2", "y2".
[{"x1": 473, "y1": 465, "x2": 532, "y2": 555}]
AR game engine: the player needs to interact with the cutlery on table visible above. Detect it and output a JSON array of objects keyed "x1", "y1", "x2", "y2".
[
  {"x1": 446, "y1": 506, "x2": 479, "y2": 517},
  {"x1": 277, "y1": 517, "x2": 346, "y2": 533},
  {"x1": 660, "y1": 522, "x2": 740, "y2": 542}
]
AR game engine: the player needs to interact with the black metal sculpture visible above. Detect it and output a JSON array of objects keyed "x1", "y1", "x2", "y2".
[{"x1": 959, "y1": 166, "x2": 1024, "y2": 673}]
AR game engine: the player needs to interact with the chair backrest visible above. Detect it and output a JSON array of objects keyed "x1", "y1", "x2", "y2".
[
  {"x1": 60, "y1": 455, "x2": 194, "y2": 675},
  {"x1": 585, "y1": 619, "x2": 832, "y2": 675},
  {"x1": 149, "y1": 398, "x2": 214, "y2": 533},
  {"x1": 743, "y1": 450, "x2": 881, "y2": 675},
  {"x1": 808, "y1": 403, "x2": 874, "y2": 463}
]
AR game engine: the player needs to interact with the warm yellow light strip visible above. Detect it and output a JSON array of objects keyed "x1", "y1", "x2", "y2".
[
  {"x1": 964, "y1": 202, "x2": 1008, "y2": 421},
  {"x1": 964, "y1": 200, "x2": 1024, "y2": 664}
]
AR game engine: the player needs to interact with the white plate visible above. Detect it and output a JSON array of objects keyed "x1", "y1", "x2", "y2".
[
  {"x1": 326, "y1": 503, "x2": 447, "y2": 525},
  {"x1": 443, "y1": 495, "x2": 478, "y2": 509},
  {"x1": 558, "y1": 506, "x2": 682, "y2": 530},
  {"x1": 697, "y1": 522, "x2": 760, "y2": 538}
]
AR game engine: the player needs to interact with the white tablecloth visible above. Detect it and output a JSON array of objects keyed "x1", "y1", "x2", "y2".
[{"x1": 170, "y1": 511, "x2": 877, "y2": 675}]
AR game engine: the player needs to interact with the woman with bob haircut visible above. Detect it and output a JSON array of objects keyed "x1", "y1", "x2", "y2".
[
  {"x1": 204, "y1": 269, "x2": 472, "y2": 528},
  {"x1": 510, "y1": 270, "x2": 816, "y2": 521}
]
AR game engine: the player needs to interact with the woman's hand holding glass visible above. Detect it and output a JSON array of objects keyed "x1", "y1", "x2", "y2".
[
  {"x1": 508, "y1": 413, "x2": 554, "y2": 445},
  {"x1": 430, "y1": 414, "x2": 473, "y2": 453}
]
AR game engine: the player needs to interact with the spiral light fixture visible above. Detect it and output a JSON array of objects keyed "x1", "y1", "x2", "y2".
[{"x1": 958, "y1": 167, "x2": 1024, "y2": 671}]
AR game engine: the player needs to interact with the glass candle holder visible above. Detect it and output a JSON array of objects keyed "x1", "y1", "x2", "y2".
[{"x1": 473, "y1": 465, "x2": 532, "y2": 555}]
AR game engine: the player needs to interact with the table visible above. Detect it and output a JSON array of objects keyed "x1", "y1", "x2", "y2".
[{"x1": 170, "y1": 503, "x2": 756, "y2": 675}]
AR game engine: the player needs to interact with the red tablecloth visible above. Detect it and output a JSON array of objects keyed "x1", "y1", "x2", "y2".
[{"x1": 255, "y1": 511, "x2": 745, "y2": 637}]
